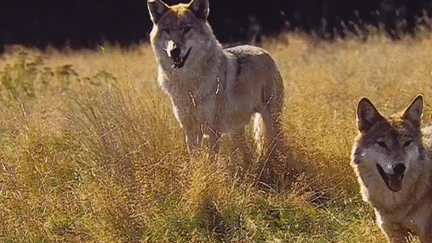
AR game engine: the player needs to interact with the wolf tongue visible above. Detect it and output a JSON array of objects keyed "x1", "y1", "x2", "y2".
[{"x1": 387, "y1": 174, "x2": 403, "y2": 192}]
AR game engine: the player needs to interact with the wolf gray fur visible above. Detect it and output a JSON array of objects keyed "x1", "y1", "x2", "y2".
[
  {"x1": 147, "y1": 0, "x2": 284, "y2": 168},
  {"x1": 351, "y1": 95, "x2": 432, "y2": 242}
]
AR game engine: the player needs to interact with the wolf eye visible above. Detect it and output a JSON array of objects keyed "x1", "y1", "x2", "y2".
[
  {"x1": 162, "y1": 28, "x2": 171, "y2": 34},
  {"x1": 377, "y1": 141, "x2": 387, "y2": 148},
  {"x1": 403, "y1": 140, "x2": 412, "y2": 147}
]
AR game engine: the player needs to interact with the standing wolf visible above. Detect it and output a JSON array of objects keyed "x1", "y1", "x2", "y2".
[
  {"x1": 351, "y1": 95, "x2": 432, "y2": 242},
  {"x1": 147, "y1": 0, "x2": 284, "y2": 164}
]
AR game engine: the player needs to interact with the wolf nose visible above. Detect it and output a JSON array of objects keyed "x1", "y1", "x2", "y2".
[
  {"x1": 170, "y1": 47, "x2": 181, "y2": 59},
  {"x1": 393, "y1": 163, "x2": 406, "y2": 175}
]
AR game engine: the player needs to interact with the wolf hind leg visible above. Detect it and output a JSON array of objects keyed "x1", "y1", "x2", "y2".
[
  {"x1": 254, "y1": 106, "x2": 280, "y2": 182},
  {"x1": 255, "y1": 101, "x2": 282, "y2": 157},
  {"x1": 207, "y1": 127, "x2": 222, "y2": 154},
  {"x1": 253, "y1": 110, "x2": 275, "y2": 154},
  {"x1": 230, "y1": 129, "x2": 252, "y2": 174},
  {"x1": 254, "y1": 80, "x2": 284, "y2": 185},
  {"x1": 260, "y1": 76, "x2": 284, "y2": 154}
]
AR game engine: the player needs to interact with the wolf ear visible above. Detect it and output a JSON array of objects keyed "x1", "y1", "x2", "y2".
[
  {"x1": 148, "y1": 0, "x2": 170, "y2": 23},
  {"x1": 402, "y1": 95, "x2": 423, "y2": 127},
  {"x1": 357, "y1": 98, "x2": 385, "y2": 133},
  {"x1": 188, "y1": 0, "x2": 209, "y2": 20}
]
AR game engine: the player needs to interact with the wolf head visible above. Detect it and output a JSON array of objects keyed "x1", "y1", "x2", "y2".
[
  {"x1": 148, "y1": 0, "x2": 212, "y2": 69},
  {"x1": 353, "y1": 95, "x2": 423, "y2": 192}
]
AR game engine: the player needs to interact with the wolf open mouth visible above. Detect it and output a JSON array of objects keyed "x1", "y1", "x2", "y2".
[
  {"x1": 172, "y1": 47, "x2": 192, "y2": 69},
  {"x1": 376, "y1": 164, "x2": 405, "y2": 192}
]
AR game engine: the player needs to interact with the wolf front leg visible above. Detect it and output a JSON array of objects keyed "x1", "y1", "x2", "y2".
[
  {"x1": 418, "y1": 221, "x2": 432, "y2": 243},
  {"x1": 420, "y1": 234, "x2": 431, "y2": 243},
  {"x1": 208, "y1": 128, "x2": 222, "y2": 154},
  {"x1": 185, "y1": 128, "x2": 203, "y2": 156},
  {"x1": 380, "y1": 222, "x2": 411, "y2": 243}
]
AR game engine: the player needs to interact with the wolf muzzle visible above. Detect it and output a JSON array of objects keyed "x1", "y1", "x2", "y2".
[
  {"x1": 376, "y1": 163, "x2": 406, "y2": 192},
  {"x1": 171, "y1": 47, "x2": 191, "y2": 68},
  {"x1": 166, "y1": 41, "x2": 192, "y2": 69}
]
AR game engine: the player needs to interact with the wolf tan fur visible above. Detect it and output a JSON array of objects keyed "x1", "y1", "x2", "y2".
[
  {"x1": 351, "y1": 95, "x2": 432, "y2": 242},
  {"x1": 147, "y1": 0, "x2": 284, "y2": 167}
]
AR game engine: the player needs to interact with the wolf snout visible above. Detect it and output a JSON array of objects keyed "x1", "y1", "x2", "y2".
[
  {"x1": 168, "y1": 46, "x2": 192, "y2": 69},
  {"x1": 170, "y1": 47, "x2": 181, "y2": 59},
  {"x1": 386, "y1": 163, "x2": 406, "y2": 192},
  {"x1": 393, "y1": 163, "x2": 406, "y2": 175},
  {"x1": 376, "y1": 163, "x2": 406, "y2": 192}
]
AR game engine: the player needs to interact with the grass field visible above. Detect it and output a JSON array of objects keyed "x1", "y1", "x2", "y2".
[{"x1": 1, "y1": 33, "x2": 432, "y2": 242}]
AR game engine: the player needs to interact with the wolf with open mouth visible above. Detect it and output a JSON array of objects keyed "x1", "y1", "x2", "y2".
[{"x1": 351, "y1": 95, "x2": 432, "y2": 242}]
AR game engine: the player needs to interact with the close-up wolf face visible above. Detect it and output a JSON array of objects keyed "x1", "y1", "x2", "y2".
[
  {"x1": 353, "y1": 96, "x2": 423, "y2": 192},
  {"x1": 148, "y1": 0, "x2": 210, "y2": 69}
]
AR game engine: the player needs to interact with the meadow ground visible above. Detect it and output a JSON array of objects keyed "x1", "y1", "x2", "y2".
[{"x1": 1, "y1": 33, "x2": 432, "y2": 242}]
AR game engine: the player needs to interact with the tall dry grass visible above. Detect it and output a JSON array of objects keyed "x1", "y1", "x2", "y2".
[{"x1": 1, "y1": 33, "x2": 431, "y2": 242}]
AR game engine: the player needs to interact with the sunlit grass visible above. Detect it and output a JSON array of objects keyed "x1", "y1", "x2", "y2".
[{"x1": 2, "y1": 33, "x2": 431, "y2": 242}]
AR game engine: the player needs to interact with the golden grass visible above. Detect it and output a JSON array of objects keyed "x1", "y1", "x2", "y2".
[{"x1": 1, "y1": 33, "x2": 431, "y2": 242}]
